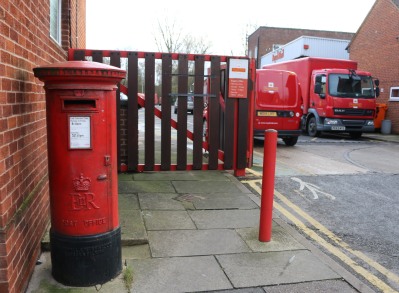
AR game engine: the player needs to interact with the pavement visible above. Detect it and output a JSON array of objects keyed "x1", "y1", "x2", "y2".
[
  {"x1": 362, "y1": 132, "x2": 399, "y2": 143},
  {"x1": 26, "y1": 132, "x2": 398, "y2": 293}
]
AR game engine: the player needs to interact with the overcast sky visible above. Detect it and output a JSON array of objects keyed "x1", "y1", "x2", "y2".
[{"x1": 86, "y1": 0, "x2": 376, "y2": 56}]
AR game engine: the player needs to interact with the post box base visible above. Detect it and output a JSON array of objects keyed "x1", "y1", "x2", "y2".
[{"x1": 50, "y1": 227, "x2": 122, "y2": 287}]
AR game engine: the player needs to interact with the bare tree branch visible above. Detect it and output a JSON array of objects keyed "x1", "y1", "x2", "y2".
[{"x1": 154, "y1": 18, "x2": 211, "y2": 54}]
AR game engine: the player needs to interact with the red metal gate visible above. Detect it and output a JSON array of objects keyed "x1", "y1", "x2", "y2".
[{"x1": 68, "y1": 49, "x2": 254, "y2": 176}]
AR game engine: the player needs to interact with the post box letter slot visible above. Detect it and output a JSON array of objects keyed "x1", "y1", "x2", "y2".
[{"x1": 64, "y1": 99, "x2": 97, "y2": 110}]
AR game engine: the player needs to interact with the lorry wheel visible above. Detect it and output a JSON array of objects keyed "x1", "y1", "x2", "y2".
[
  {"x1": 283, "y1": 136, "x2": 298, "y2": 146},
  {"x1": 349, "y1": 132, "x2": 362, "y2": 139},
  {"x1": 307, "y1": 117, "x2": 320, "y2": 137}
]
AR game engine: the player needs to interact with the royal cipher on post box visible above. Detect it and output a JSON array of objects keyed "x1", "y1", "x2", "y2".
[{"x1": 33, "y1": 61, "x2": 126, "y2": 286}]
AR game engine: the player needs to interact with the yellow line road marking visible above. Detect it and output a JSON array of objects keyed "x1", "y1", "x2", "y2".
[
  {"x1": 246, "y1": 168, "x2": 399, "y2": 284},
  {"x1": 275, "y1": 188, "x2": 399, "y2": 285},
  {"x1": 243, "y1": 169, "x2": 399, "y2": 292}
]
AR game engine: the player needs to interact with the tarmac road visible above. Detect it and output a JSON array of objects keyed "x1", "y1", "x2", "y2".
[{"x1": 248, "y1": 134, "x2": 399, "y2": 292}]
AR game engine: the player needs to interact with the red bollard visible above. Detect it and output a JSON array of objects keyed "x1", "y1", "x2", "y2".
[{"x1": 259, "y1": 129, "x2": 278, "y2": 242}]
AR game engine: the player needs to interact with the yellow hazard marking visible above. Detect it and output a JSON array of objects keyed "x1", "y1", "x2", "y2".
[{"x1": 243, "y1": 168, "x2": 399, "y2": 293}]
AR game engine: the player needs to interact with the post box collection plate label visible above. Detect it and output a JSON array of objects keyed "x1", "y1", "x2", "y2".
[{"x1": 69, "y1": 116, "x2": 91, "y2": 149}]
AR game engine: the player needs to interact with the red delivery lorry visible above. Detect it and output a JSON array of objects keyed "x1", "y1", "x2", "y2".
[
  {"x1": 263, "y1": 57, "x2": 379, "y2": 138},
  {"x1": 254, "y1": 69, "x2": 303, "y2": 146},
  {"x1": 203, "y1": 66, "x2": 303, "y2": 146}
]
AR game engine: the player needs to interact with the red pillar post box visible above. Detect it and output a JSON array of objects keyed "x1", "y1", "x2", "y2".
[{"x1": 33, "y1": 61, "x2": 126, "y2": 286}]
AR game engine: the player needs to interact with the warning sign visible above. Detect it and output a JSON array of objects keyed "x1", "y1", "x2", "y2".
[{"x1": 228, "y1": 59, "x2": 249, "y2": 98}]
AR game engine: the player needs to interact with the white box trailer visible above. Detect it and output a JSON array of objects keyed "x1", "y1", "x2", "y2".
[{"x1": 260, "y1": 36, "x2": 350, "y2": 67}]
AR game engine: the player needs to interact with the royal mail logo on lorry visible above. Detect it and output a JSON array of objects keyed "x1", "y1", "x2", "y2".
[
  {"x1": 272, "y1": 49, "x2": 284, "y2": 62},
  {"x1": 262, "y1": 84, "x2": 279, "y2": 93}
]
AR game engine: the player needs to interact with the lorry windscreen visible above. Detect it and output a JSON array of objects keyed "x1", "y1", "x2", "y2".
[{"x1": 328, "y1": 74, "x2": 375, "y2": 98}]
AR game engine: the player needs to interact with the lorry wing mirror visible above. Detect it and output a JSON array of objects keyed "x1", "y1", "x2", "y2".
[
  {"x1": 314, "y1": 83, "x2": 326, "y2": 99},
  {"x1": 315, "y1": 75, "x2": 326, "y2": 83},
  {"x1": 314, "y1": 83, "x2": 322, "y2": 94}
]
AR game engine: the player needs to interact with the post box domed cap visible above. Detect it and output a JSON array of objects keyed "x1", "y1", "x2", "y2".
[{"x1": 33, "y1": 60, "x2": 126, "y2": 81}]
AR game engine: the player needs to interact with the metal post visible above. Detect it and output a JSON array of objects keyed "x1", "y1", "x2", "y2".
[{"x1": 259, "y1": 129, "x2": 277, "y2": 242}]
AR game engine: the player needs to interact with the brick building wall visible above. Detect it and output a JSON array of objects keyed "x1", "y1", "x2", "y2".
[
  {"x1": 248, "y1": 27, "x2": 354, "y2": 68},
  {"x1": 69, "y1": 0, "x2": 86, "y2": 49},
  {"x1": 0, "y1": 1, "x2": 86, "y2": 292},
  {"x1": 349, "y1": 0, "x2": 399, "y2": 133}
]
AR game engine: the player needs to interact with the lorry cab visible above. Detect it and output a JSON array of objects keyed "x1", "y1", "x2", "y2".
[
  {"x1": 254, "y1": 69, "x2": 303, "y2": 146},
  {"x1": 309, "y1": 68, "x2": 377, "y2": 138}
]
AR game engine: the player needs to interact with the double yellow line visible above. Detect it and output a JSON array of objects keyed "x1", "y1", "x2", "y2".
[{"x1": 243, "y1": 168, "x2": 399, "y2": 293}]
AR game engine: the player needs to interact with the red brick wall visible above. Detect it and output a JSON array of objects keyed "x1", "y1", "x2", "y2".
[
  {"x1": 248, "y1": 27, "x2": 354, "y2": 67},
  {"x1": 349, "y1": 0, "x2": 399, "y2": 133},
  {"x1": 69, "y1": 0, "x2": 86, "y2": 49},
  {"x1": 0, "y1": 1, "x2": 86, "y2": 292}
]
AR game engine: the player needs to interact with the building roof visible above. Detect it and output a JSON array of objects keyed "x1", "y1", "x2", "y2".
[{"x1": 248, "y1": 26, "x2": 354, "y2": 39}]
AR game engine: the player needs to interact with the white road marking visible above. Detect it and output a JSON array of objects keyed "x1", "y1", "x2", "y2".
[{"x1": 291, "y1": 177, "x2": 336, "y2": 200}]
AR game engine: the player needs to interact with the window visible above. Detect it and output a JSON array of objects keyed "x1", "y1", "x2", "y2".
[
  {"x1": 50, "y1": 0, "x2": 61, "y2": 43},
  {"x1": 328, "y1": 74, "x2": 375, "y2": 98},
  {"x1": 389, "y1": 87, "x2": 399, "y2": 102}
]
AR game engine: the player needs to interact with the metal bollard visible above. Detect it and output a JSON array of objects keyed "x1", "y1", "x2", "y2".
[{"x1": 259, "y1": 129, "x2": 277, "y2": 242}]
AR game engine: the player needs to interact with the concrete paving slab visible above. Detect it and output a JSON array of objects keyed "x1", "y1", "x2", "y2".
[
  {"x1": 143, "y1": 210, "x2": 196, "y2": 230},
  {"x1": 188, "y1": 209, "x2": 260, "y2": 229},
  {"x1": 264, "y1": 279, "x2": 359, "y2": 293},
  {"x1": 31, "y1": 169, "x2": 376, "y2": 293},
  {"x1": 122, "y1": 244, "x2": 151, "y2": 260},
  {"x1": 188, "y1": 192, "x2": 259, "y2": 210},
  {"x1": 118, "y1": 193, "x2": 139, "y2": 210},
  {"x1": 172, "y1": 180, "x2": 243, "y2": 193},
  {"x1": 138, "y1": 193, "x2": 185, "y2": 210},
  {"x1": 250, "y1": 163, "x2": 306, "y2": 178},
  {"x1": 148, "y1": 229, "x2": 251, "y2": 257},
  {"x1": 118, "y1": 173, "x2": 134, "y2": 181},
  {"x1": 26, "y1": 252, "x2": 126, "y2": 293},
  {"x1": 236, "y1": 224, "x2": 305, "y2": 252},
  {"x1": 126, "y1": 256, "x2": 233, "y2": 292},
  {"x1": 119, "y1": 180, "x2": 175, "y2": 193},
  {"x1": 119, "y1": 209, "x2": 147, "y2": 245},
  {"x1": 212, "y1": 288, "x2": 265, "y2": 293},
  {"x1": 225, "y1": 172, "x2": 255, "y2": 194},
  {"x1": 216, "y1": 251, "x2": 339, "y2": 288},
  {"x1": 132, "y1": 170, "x2": 230, "y2": 181}
]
